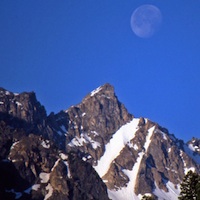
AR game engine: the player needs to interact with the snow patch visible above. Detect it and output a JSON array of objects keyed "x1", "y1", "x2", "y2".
[
  {"x1": 188, "y1": 143, "x2": 196, "y2": 151},
  {"x1": 73, "y1": 125, "x2": 78, "y2": 129},
  {"x1": 32, "y1": 184, "x2": 40, "y2": 191},
  {"x1": 63, "y1": 161, "x2": 71, "y2": 178},
  {"x1": 16, "y1": 101, "x2": 22, "y2": 106},
  {"x1": 10, "y1": 141, "x2": 20, "y2": 150},
  {"x1": 82, "y1": 157, "x2": 87, "y2": 161},
  {"x1": 155, "y1": 129, "x2": 167, "y2": 140},
  {"x1": 127, "y1": 142, "x2": 138, "y2": 150},
  {"x1": 44, "y1": 183, "x2": 53, "y2": 200},
  {"x1": 180, "y1": 150, "x2": 196, "y2": 174},
  {"x1": 68, "y1": 134, "x2": 87, "y2": 147},
  {"x1": 188, "y1": 143, "x2": 199, "y2": 152},
  {"x1": 107, "y1": 126, "x2": 155, "y2": 200},
  {"x1": 184, "y1": 167, "x2": 196, "y2": 174},
  {"x1": 144, "y1": 118, "x2": 148, "y2": 124},
  {"x1": 91, "y1": 140, "x2": 101, "y2": 149},
  {"x1": 133, "y1": 144, "x2": 139, "y2": 150},
  {"x1": 41, "y1": 140, "x2": 50, "y2": 149},
  {"x1": 91, "y1": 130, "x2": 99, "y2": 136},
  {"x1": 51, "y1": 159, "x2": 60, "y2": 172},
  {"x1": 154, "y1": 181, "x2": 180, "y2": 200},
  {"x1": 5, "y1": 91, "x2": 10, "y2": 95},
  {"x1": 127, "y1": 142, "x2": 134, "y2": 148},
  {"x1": 12, "y1": 159, "x2": 19, "y2": 163},
  {"x1": 39, "y1": 172, "x2": 50, "y2": 183},
  {"x1": 60, "y1": 153, "x2": 70, "y2": 178},
  {"x1": 90, "y1": 86, "x2": 102, "y2": 96},
  {"x1": 184, "y1": 144, "x2": 200, "y2": 164},
  {"x1": 24, "y1": 184, "x2": 40, "y2": 194},
  {"x1": 60, "y1": 153, "x2": 68, "y2": 160},
  {"x1": 101, "y1": 94, "x2": 111, "y2": 99},
  {"x1": 82, "y1": 112, "x2": 86, "y2": 117},
  {"x1": 162, "y1": 132, "x2": 167, "y2": 140},
  {"x1": 94, "y1": 118, "x2": 140, "y2": 177},
  {"x1": 82, "y1": 155, "x2": 92, "y2": 161},
  {"x1": 68, "y1": 133, "x2": 100, "y2": 149}
]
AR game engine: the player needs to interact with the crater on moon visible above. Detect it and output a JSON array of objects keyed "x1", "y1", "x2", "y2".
[{"x1": 130, "y1": 4, "x2": 162, "y2": 38}]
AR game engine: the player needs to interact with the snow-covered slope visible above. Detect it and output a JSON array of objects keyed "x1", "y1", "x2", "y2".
[
  {"x1": 94, "y1": 118, "x2": 140, "y2": 177},
  {"x1": 106, "y1": 125, "x2": 155, "y2": 200}
]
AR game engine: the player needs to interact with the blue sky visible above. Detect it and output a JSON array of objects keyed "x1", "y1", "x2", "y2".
[{"x1": 1, "y1": 0, "x2": 200, "y2": 142}]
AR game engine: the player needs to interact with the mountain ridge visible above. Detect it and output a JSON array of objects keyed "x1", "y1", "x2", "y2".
[{"x1": 0, "y1": 83, "x2": 199, "y2": 200}]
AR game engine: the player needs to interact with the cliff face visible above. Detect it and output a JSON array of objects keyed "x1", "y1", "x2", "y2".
[
  {"x1": 0, "y1": 123, "x2": 109, "y2": 200},
  {"x1": 53, "y1": 84, "x2": 133, "y2": 163},
  {"x1": 0, "y1": 87, "x2": 109, "y2": 200},
  {"x1": 52, "y1": 84, "x2": 200, "y2": 199},
  {"x1": 0, "y1": 84, "x2": 199, "y2": 200},
  {"x1": 0, "y1": 88, "x2": 46, "y2": 125}
]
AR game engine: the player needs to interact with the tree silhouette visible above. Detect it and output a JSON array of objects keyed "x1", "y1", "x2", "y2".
[
  {"x1": 141, "y1": 194, "x2": 156, "y2": 200},
  {"x1": 178, "y1": 170, "x2": 200, "y2": 200}
]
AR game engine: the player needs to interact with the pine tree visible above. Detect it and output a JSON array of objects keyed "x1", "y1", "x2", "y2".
[
  {"x1": 196, "y1": 177, "x2": 200, "y2": 200},
  {"x1": 178, "y1": 170, "x2": 200, "y2": 200},
  {"x1": 141, "y1": 195, "x2": 155, "y2": 200}
]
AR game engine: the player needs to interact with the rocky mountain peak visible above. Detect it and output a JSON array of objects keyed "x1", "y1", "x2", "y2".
[
  {"x1": 0, "y1": 88, "x2": 48, "y2": 137},
  {"x1": 0, "y1": 85, "x2": 200, "y2": 200},
  {"x1": 0, "y1": 88, "x2": 46, "y2": 124},
  {"x1": 85, "y1": 83, "x2": 115, "y2": 99},
  {"x1": 54, "y1": 84, "x2": 133, "y2": 161}
]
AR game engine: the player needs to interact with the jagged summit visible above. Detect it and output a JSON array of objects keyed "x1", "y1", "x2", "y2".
[
  {"x1": 90, "y1": 83, "x2": 114, "y2": 96},
  {"x1": 57, "y1": 83, "x2": 133, "y2": 160},
  {"x1": 83, "y1": 83, "x2": 115, "y2": 102},
  {"x1": 0, "y1": 87, "x2": 35, "y2": 96},
  {"x1": 0, "y1": 88, "x2": 46, "y2": 119},
  {"x1": 187, "y1": 138, "x2": 200, "y2": 154}
]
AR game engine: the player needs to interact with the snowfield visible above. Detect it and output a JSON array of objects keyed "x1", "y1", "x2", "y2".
[
  {"x1": 107, "y1": 126, "x2": 155, "y2": 200},
  {"x1": 93, "y1": 118, "x2": 182, "y2": 200},
  {"x1": 94, "y1": 118, "x2": 140, "y2": 177}
]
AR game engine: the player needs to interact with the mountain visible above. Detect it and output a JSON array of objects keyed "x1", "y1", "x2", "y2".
[{"x1": 0, "y1": 84, "x2": 199, "y2": 200}]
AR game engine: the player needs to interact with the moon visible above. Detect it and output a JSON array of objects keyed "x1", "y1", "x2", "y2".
[{"x1": 130, "y1": 5, "x2": 162, "y2": 38}]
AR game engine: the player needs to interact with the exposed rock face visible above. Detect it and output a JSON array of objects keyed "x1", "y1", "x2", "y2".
[
  {"x1": 0, "y1": 126, "x2": 109, "y2": 200},
  {"x1": 54, "y1": 83, "x2": 133, "y2": 163},
  {"x1": 0, "y1": 87, "x2": 110, "y2": 200},
  {"x1": 0, "y1": 88, "x2": 46, "y2": 125},
  {"x1": 0, "y1": 87, "x2": 62, "y2": 147},
  {"x1": 52, "y1": 84, "x2": 200, "y2": 199},
  {"x1": 0, "y1": 84, "x2": 200, "y2": 200}
]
